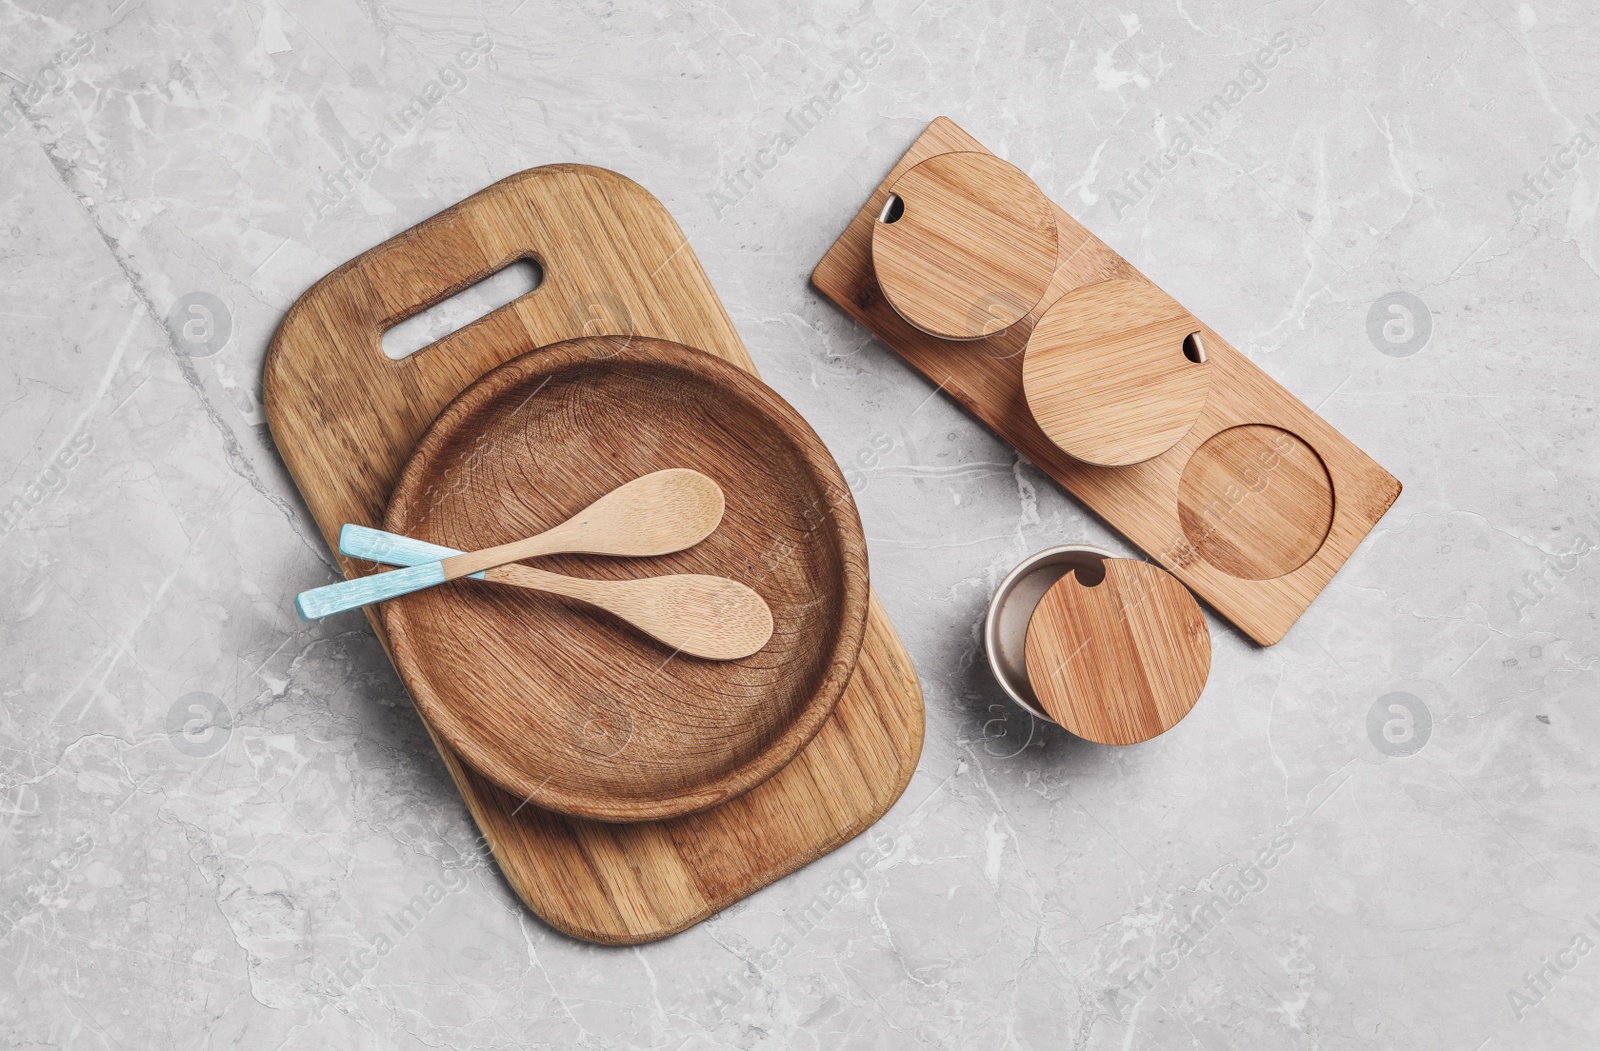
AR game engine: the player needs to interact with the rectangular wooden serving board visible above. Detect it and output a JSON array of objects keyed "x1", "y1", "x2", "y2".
[
  {"x1": 812, "y1": 117, "x2": 1401, "y2": 645},
  {"x1": 265, "y1": 164, "x2": 924, "y2": 945}
]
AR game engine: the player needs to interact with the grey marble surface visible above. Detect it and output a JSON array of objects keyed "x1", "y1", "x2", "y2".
[{"x1": 2, "y1": 0, "x2": 1597, "y2": 1047}]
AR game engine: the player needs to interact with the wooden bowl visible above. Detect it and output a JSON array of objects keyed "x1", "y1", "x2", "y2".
[{"x1": 381, "y1": 336, "x2": 869, "y2": 823}]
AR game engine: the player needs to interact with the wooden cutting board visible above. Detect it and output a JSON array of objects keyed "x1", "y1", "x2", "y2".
[
  {"x1": 264, "y1": 164, "x2": 924, "y2": 944},
  {"x1": 813, "y1": 117, "x2": 1401, "y2": 646}
]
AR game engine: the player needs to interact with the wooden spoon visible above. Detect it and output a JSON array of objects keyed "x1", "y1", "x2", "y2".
[
  {"x1": 296, "y1": 469, "x2": 724, "y2": 620},
  {"x1": 336, "y1": 523, "x2": 772, "y2": 660},
  {"x1": 478, "y1": 564, "x2": 769, "y2": 660}
]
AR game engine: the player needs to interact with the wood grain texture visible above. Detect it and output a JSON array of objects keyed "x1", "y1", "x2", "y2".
[
  {"x1": 1177, "y1": 424, "x2": 1334, "y2": 581},
  {"x1": 383, "y1": 337, "x2": 868, "y2": 822},
  {"x1": 1022, "y1": 278, "x2": 1212, "y2": 466},
  {"x1": 812, "y1": 117, "x2": 1402, "y2": 645},
  {"x1": 871, "y1": 152, "x2": 1058, "y2": 340},
  {"x1": 1024, "y1": 559, "x2": 1210, "y2": 745},
  {"x1": 264, "y1": 164, "x2": 924, "y2": 944}
]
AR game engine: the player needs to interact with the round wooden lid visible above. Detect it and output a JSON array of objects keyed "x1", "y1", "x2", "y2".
[
  {"x1": 1021, "y1": 278, "x2": 1212, "y2": 466},
  {"x1": 1023, "y1": 558, "x2": 1209, "y2": 745},
  {"x1": 870, "y1": 152, "x2": 1059, "y2": 340}
]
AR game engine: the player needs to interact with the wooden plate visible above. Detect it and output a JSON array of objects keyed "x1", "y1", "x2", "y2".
[{"x1": 380, "y1": 335, "x2": 869, "y2": 823}]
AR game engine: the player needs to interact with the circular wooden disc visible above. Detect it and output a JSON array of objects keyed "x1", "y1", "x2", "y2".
[
  {"x1": 382, "y1": 336, "x2": 869, "y2": 823},
  {"x1": 1178, "y1": 424, "x2": 1334, "y2": 580},
  {"x1": 1021, "y1": 278, "x2": 1212, "y2": 466},
  {"x1": 871, "y1": 152, "x2": 1059, "y2": 340},
  {"x1": 1023, "y1": 558, "x2": 1210, "y2": 745}
]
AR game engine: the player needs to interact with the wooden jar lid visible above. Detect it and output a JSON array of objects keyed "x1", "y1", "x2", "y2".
[
  {"x1": 1023, "y1": 558, "x2": 1209, "y2": 745},
  {"x1": 1021, "y1": 277, "x2": 1212, "y2": 466},
  {"x1": 870, "y1": 152, "x2": 1059, "y2": 340}
]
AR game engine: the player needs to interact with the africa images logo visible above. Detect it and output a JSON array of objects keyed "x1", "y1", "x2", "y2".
[
  {"x1": 1366, "y1": 692, "x2": 1431, "y2": 758},
  {"x1": 165, "y1": 693, "x2": 233, "y2": 758},
  {"x1": 0, "y1": 32, "x2": 94, "y2": 137},
  {"x1": 1367, "y1": 292, "x2": 1432, "y2": 357}
]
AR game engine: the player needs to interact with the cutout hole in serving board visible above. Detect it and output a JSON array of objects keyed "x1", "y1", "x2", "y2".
[
  {"x1": 1177, "y1": 425, "x2": 1335, "y2": 582},
  {"x1": 381, "y1": 258, "x2": 544, "y2": 360}
]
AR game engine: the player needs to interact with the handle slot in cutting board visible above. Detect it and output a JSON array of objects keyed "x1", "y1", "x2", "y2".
[{"x1": 381, "y1": 257, "x2": 544, "y2": 359}]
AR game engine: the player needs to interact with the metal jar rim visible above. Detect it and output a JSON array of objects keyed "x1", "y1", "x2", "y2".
[{"x1": 984, "y1": 544, "x2": 1118, "y2": 722}]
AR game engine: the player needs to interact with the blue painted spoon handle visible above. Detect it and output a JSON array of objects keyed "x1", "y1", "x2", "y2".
[
  {"x1": 294, "y1": 526, "x2": 494, "y2": 620},
  {"x1": 338, "y1": 523, "x2": 485, "y2": 575},
  {"x1": 295, "y1": 561, "x2": 450, "y2": 620}
]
